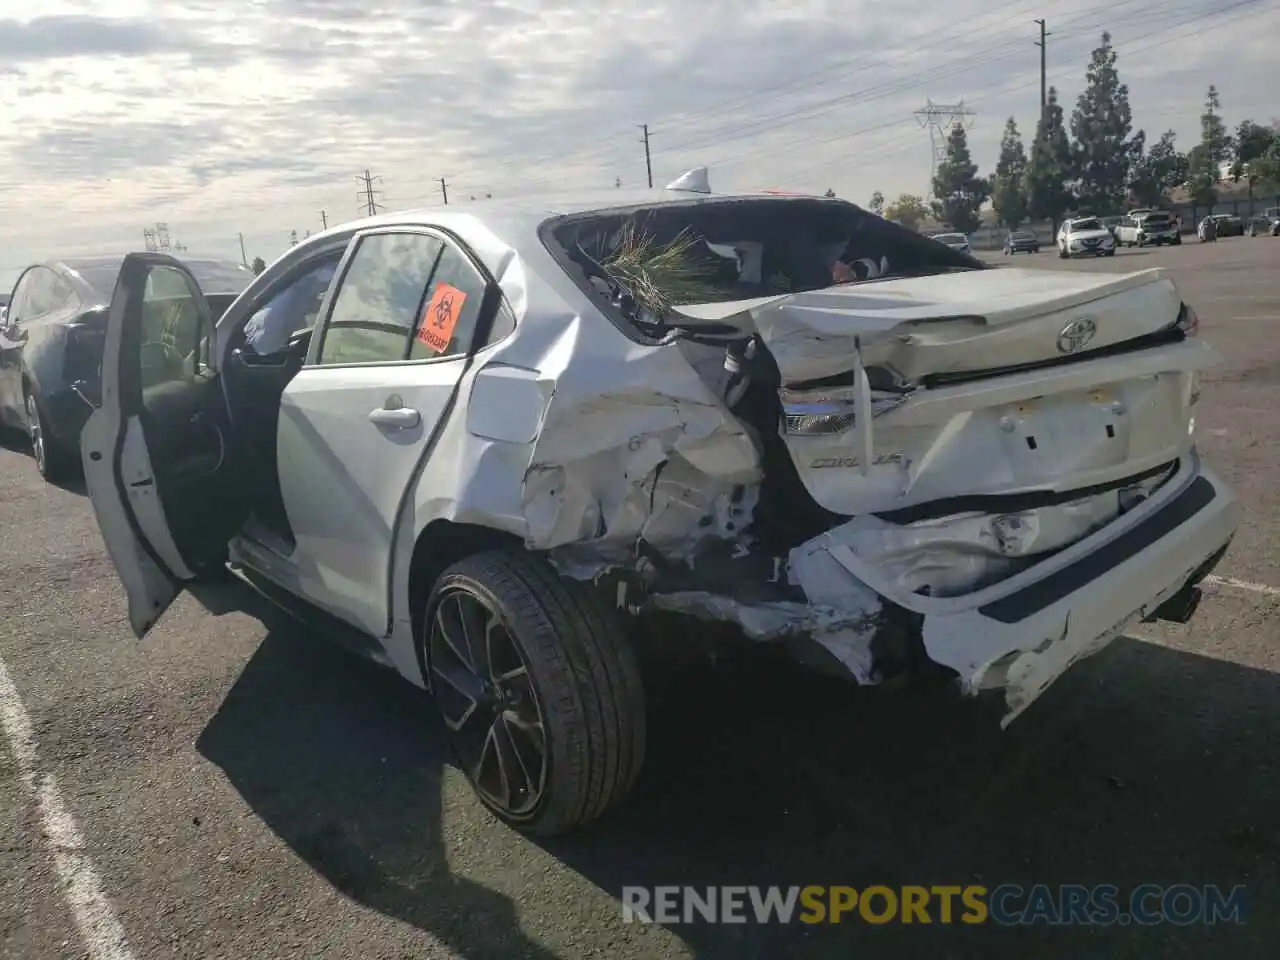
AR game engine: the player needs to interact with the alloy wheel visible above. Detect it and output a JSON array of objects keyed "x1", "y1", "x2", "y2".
[
  {"x1": 26, "y1": 394, "x2": 45, "y2": 475},
  {"x1": 428, "y1": 587, "x2": 548, "y2": 819}
]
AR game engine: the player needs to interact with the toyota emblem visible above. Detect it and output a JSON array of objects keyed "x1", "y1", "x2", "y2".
[{"x1": 1057, "y1": 316, "x2": 1097, "y2": 354}]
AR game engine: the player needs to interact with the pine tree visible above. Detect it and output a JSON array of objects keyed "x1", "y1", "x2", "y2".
[
  {"x1": 1070, "y1": 32, "x2": 1141, "y2": 215},
  {"x1": 1230, "y1": 119, "x2": 1274, "y2": 208},
  {"x1": 929, "y1": 123, "x2": 990, "y2": 233},
  {"x1": 1025, "y1": 87, "x2": 1073, "y2": 234},
  {"x1": 992, "y1": 117, "x2": 1029, "y2": 229},
  {"x1": 1128, "y1": 130, "x2": 1188, "y2": 209},
  {"x1": 1188, "y1": 86, "x2": 1233, "y2": 208}
]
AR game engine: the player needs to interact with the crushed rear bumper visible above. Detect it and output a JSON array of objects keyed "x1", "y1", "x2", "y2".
[{"x1": 905, "y1": 455, "x2": 1238, "y2": 725}]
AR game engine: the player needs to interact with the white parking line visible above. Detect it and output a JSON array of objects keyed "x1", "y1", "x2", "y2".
[
  {"x1": 1204, "y1": 574, "x2": 1280, "y2": 598},
  {"x1": 0, "y1": 657, "x2": 136, "y2": 960}
]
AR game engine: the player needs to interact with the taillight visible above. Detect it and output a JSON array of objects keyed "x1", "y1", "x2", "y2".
[{"x1": 779, "y1": 388, "x2": 909, "y2": 436}]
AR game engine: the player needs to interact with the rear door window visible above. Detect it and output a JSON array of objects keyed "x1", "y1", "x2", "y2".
[
  {"x1": 407, "y1": 241, "x2": 494, "y2": 361},
  {"x1": 315, "y1": 232, "x2": 445, "y2": 366}
]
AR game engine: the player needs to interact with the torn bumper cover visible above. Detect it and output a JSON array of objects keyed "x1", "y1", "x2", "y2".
[{"x1": 787, "y1": 456, "x2": 1238, "y2": 725}]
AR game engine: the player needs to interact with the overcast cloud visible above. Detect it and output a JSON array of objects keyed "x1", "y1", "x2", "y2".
[{"x1": 0, "y1": 0, "x2": 1276, "y2": 286}]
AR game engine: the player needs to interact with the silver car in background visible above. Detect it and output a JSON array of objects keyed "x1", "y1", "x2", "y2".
[{"x1": 930, "y1": 232, "x2": 971, "y2": 254}]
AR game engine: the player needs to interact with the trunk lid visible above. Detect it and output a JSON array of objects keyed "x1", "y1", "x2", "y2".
[
  {"x1": 673, "y1": 267, "x2": 1213, "y2": 518},
  {"x1": 672, "y1": 267, "x2": 1182, "y2": 384}
]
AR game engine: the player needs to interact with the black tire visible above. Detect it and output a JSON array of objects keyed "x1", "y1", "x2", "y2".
[
  {"x1": 24, "y1": 390, "x2": 78, "y2": 482},
  {"x1": 1105, "y1": 249, "x2": 1116, "y2": 257},
  {"x1": 422, "y1": 548, "x2": 646, "y2": 836},
  {"x1": 1058, "y1": 246, "x2": 1068, "y2": 259}
]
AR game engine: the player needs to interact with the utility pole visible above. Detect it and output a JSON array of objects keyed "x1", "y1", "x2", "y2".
[
  {"x1": 639, "y1": 124, "x2": 653, "y2": 188},
  {"x1": 356, "y1": 169, "x2": 384, "y2": 216},
  {"x1": 320, "y1": 210, "x2": 328, "y2": 230},
  {"x1": 439, "y1": 177, "x2": 448, "y2": 205},
  {"x1": 1033, "y1": 19, "x2": 1051, "y2": 124},
  {"x1": 238, "y1": 233, "x2": 248, "y2": 266}
]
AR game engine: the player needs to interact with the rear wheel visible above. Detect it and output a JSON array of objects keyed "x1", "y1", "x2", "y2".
[
  {"x1": 423, "y1": 548, "x2": 646, "y2": 836},
  {"x1": 25, "y1": 390, "x2": 77, "y2": 482}
]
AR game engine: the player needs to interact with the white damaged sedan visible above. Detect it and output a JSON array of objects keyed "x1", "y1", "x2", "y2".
[{"x1": 81, "y1": 170, "x2": 1239, "y2": 835}]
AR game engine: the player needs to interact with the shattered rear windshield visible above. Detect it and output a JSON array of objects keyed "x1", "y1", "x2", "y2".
[{"x1": 545, "y1": 196, "x2": 981, "y2": 336}]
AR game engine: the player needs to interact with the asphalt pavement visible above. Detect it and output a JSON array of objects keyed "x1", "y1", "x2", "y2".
[{"x1": 1, "y1": 236, "x2": 1278, "y2": 959}]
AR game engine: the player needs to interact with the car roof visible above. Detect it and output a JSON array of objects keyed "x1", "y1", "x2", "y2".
[
  {"x1": 52, "y1": 254, "x2": 254, "y2": 300},
  {"x1": 269, "y1": 180, "x2": 874, "y2": 282},
  {"x1": 329, "y1": 184, "x2": 839, "y2": 232}
]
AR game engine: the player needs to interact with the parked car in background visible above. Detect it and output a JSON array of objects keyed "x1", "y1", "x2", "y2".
[
  {"x1": 0, "y1": 254, "x2": 253, "y2": 480},
  {"x1": 1203, "y1": 213, "x2": 1244, "y2": 237},
  {"x1": 1246, "y1": 207, "x2": 1280, "y2": 237},
  {"x1": 930, "y1": 232, "x2": 971, "y2": 254},
  {"x1": 1057, "y1": 217, "x2": 1117, "y2": 258},
  {"x1": 80, "y1": 176, "x2": 1236, "y2": 836},
  {"x1": 1002, "y1": 230, "x2": 1041, "y2": 255},
  {"x1": 1115, "y1": 210, "x2": 1181, "y2": 247},
  {"x1": 1099, "y1": 216, "x2": 1122, "y2": 240}
]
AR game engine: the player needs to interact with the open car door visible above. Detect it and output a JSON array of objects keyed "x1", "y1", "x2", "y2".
[{"x1": 81, "y1": 253, "x2": 247, "y2": 638}]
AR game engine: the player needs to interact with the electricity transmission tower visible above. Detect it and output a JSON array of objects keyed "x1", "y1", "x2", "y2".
[
  {"x1": 913, "y1": 99, "x2": 976, "y2": 196},
  {"x1": 356, "y1": 169, "x2": 384, "y2": 216},
  {"x1": 141, "y1": 222, "x2": 176, "y2": 252}
]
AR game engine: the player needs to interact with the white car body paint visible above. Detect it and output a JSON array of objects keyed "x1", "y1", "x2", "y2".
[
  {"x1": 82, "y1": 183, "x2": 1240, "y2": 727},
  {"x1": 1057, "y1": 220, "x2": 1116, "y2": 257}
]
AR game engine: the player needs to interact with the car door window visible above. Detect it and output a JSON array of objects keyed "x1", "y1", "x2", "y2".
[
  {"x1": 316, "y1": 232, "x2": 444, "y2": 366},
  {"x1": 408, "y1": 241, "x2": 508, "y2": 361},
  {"x1": 6, "y1": 273, "x2": 31, "y2": 324},
  {"x1": 21, "y1": 268, "x2": 57, "y2": 318},
  {"x1": 139, "y1": 265, "x2": 214, "y2": 393},
  {"x1": 46, "y1": 271, "x2": 78, "y2": 313},
  {"x1": 243, "y1": 255, "x2": 342, "y2": 356}
]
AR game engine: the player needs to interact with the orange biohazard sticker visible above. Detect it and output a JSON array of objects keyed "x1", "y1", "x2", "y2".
[{"x1": 416, "y1": 283, "x2": 467, "y2": 354}]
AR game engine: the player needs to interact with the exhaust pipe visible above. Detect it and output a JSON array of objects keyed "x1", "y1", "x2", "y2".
[{"x1": 1147, "y1": 585, "x2": 1203, "y2": 625}]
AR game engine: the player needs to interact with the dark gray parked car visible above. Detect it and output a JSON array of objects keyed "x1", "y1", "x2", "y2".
[
  {"x1": 1246, "y1": 207, "x2": 1280, "y2": 237},
  {"x1": 1002, "y1": 230, "x2": 1041, "y2": 254},
  {"x1": 0, "y1": 254, "x2": 254, "y2": 481}
]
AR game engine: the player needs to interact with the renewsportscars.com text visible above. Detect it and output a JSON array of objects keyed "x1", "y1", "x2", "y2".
[{"x1": 621, "y1": 884, "x2": 1247, "y2": 926}]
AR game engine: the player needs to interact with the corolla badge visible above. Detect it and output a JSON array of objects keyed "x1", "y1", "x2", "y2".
[{"x1": 1056, "y1": 316, "x2": 1097, "y2": 354}]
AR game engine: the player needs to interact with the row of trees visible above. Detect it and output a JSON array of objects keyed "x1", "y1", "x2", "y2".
[{"x1": 867, "y1": 33, "x2": 1280, "y2": 234}]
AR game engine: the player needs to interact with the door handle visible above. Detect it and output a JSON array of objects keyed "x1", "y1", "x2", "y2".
[{"x1": 368, "y1": 406, "x2": 420, "y2": 429}]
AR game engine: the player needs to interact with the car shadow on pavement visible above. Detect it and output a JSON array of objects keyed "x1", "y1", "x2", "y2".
[
  {"x1": 195, "y1": 611, "x2": 562, "y2": 960},
  {"x1": 0, "y1": 433, "x2": 87, "y2": 494},
  {"x1": 197, "y1": 612, "x2": 1280, "y2": 960}
]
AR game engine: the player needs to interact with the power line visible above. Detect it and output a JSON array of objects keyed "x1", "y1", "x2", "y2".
[{"x1": 0, "y1": 0, "x2": 1268, "y2": 230}]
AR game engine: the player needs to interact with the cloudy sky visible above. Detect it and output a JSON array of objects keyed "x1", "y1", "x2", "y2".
[{"x1": 0, "y1": 0, "x2": 1275, "y2": 289}]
